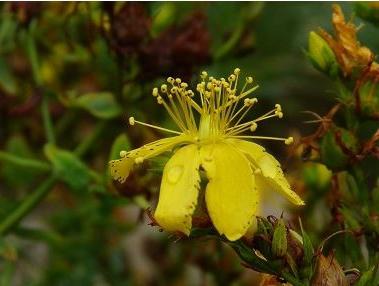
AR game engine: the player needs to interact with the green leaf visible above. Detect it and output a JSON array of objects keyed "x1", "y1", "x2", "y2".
[
  {"x1": 73, "y1": 92, "x2": 122, "y2": 119},
  {"x1": 44, "y1": 144, "x2": 91, "y2": 191},
  {"x1": 355, "y1": 267, "x2": 376, "y2": 286}
]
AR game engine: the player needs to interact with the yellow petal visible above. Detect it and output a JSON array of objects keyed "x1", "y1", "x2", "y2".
[
  {"x1": 109, "y1": 136, "x2": 188, "y2": 183},
  {"x1": 229, "y1": 139, "x2": 304, "y2": 206},
  {"x1": 200, "y1": 143, "x2": 259, "y2": 241},
  {"x1": 154, "y1": 144, "x2": 201, "y2": 235}
]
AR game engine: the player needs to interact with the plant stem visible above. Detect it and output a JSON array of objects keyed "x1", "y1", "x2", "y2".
[
  {"x1": 41, "y1": 96, "x2": 56, "y2": 145},
  {"x1": 0, "y1": 175, "x2": 57, "y2": 236},
  {"x1": 74, "y1": 121, "x2": 107, "y2": 157},
  {"x1": 214, "y1": 23, "x2": 244, "y2": 60},
  {"x1": 0, "y1": 151, "x2": 50, "y2": 172}
]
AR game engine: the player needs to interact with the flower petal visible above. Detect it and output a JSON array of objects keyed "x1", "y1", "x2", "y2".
[
  {"x1": 154, "y1": 144, "x2": 201, "y2": 235},
  {"x1": 229, "y1": 139, "x2": 304, "y2": 206},
  {"x1": 109, "y1": 135, "x2": 188, "y2": 183},
  {"x1": 200, "y1": 143, "x2": 259, "y2": 241}
]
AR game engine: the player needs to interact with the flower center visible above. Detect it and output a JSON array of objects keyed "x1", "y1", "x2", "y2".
[{"x1": 126, "y1": 68, "x2": 295, "y2": 148}]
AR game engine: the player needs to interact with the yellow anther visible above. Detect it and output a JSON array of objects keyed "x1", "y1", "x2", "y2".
[
  {"x1": 228, "y1": 74, "x2": 236, "y2": 82},
  {"x1": 135, "y1": 157, "x2": 144, "y2": 164},
  {"x1": 120, "y1": 150, "x2": 127, "y2": 158},
  {"x1": 207, "y1": 82, "x2": 213, "y2": 90},
  {"x1": 276, "y1": 111, "x2": 283, "y2": 118},
  {"x1": 187, "y1": 90, "x2": 194, "y2": 97},
  {"x1": 214, "y1": 86, "x2": 221, "y2": 93},
  {"x1": 180, "y1": 82, "x2": 188, "y2": 89},
  {"x1": 170, "y1": 87, "x2": 177, "y2": 93},
  {"x1": 201, "y1": 71, "x2": 208, "y2": 79},
  {"x1": 275, "y1": 104, "x2": 282, "y2": 111},
  {"x1": 157, "y1": 96, "x2": 163, "y2": 104},
  {"x1": 175, "y1": 78, "x2": 182, "y2": 84},
  {"x1": 129, "y1": 117, "x2": 135, "y2": 125},
  {"x1": 285, "y1": 137, "x2": 294, "y2": 145},
  {"x1": 167, "y1": 77, "x2": 174, "y2": 84},
  {"x1": 161, "y1": 84, "x2": 167, "y2": 92},
  {"x1": 250, "y1": 122, "x2": 258, "y2": 132},
  {"x1": 168, "y1": 94, "x2": 173, "y2": 99},
  {"x1": 246, "y1": 76, "x2": 253, "y2": 84},
  {"x1": 209, "y1": 76, "x2": 214, "y2": 81},
  {"x1": 254, "y1": 168, "x2": 262, "y2": 174},
  {"x1": 152, "y1": 87, "x2": 159, "y2": 97},
  {"x1": 234, "y1": 68, "x2": 241, "y2": 74},
  {"x1": 244, "y1": 98, "x2": 252, "y2": 106}
]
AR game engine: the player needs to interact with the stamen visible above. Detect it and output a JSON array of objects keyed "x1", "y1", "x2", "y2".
[
  {"x1": 230, "y1": 135, "x2": 292, "y2": 144},
  {"x1": 128, "y1": 116, "x2": 182, "y2": 135},
  {"x1": 120, "y1": 150, "x2": 127, "y2": 158}
]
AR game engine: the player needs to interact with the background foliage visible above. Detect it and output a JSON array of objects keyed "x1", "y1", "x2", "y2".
[{"x1": 0, "y1": 2, "x2": 378, "y2": 286}]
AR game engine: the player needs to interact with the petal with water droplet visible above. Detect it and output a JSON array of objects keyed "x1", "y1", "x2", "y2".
[
  {"x1": 155, "y1": 144, "x2": 200, "y2": 235},
  {"x1": 200, "y1": 143, "x2": 259, "y2": 241}
]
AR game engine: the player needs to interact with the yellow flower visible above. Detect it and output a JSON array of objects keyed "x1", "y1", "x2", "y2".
[{"x1": 110, "y1": 68, "x2": 304, "y2": 241}]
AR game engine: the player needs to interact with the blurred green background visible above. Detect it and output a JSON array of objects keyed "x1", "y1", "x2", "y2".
[{"x1": 0, "y1": 2, "x2": 377, "y2": 285}]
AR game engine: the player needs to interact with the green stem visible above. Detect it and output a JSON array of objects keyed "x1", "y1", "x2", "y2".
[
  {"x1": 0, "y1": 175, "x2": 57, "y2": 236},
  {"x1": 0, "y1": 151, "x2": 50, "y2": 172},
  {"x1": 214, "y1": 23, "x2": 244, "y2": 60},
  {"x1": 41, "y1": 96, "x2": 56, "y2": 145},
  {"x1": 74, "y1": 121, "x2": 107, "y2": 157}
]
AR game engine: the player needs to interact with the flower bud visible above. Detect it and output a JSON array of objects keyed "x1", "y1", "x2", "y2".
[
  {"x1": 308, "y1": 31, "x2": 339, "y2": 77},
  {"x1": 320, "y1": 129, "x2": 357, "y2": 171},
  {"x1": 359, "y1": 81, "x2": 379, "y2": 118},
  {"x1": 311, "y1": 253, "x2": 349, "y2": 285},
  {"x1": 271, "y1": 218, "x2": 287, "y2": 257}
]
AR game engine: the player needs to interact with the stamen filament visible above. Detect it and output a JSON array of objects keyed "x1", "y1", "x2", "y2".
[{"x1": 130, "y1": 118, "x2": 182, "y2": 135}]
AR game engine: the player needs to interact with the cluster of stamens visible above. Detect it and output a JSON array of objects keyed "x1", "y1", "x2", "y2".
[{"x1": 125, "y1": 68, "x2": 293, "y2": 161}]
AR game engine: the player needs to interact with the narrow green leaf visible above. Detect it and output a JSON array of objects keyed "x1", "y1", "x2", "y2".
[
  {"x1": 44, "y1": 144, "x2": 91, "y2": 191},
  {"x1": 73, "y1": 92, "x2": 122, "y2": 119}
]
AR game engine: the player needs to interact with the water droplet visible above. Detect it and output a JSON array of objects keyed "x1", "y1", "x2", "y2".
[{"x1": 167, "y1": 165, "x2": 183, "y2": 183}]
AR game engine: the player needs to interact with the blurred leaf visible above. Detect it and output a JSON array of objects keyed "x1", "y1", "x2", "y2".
[
  {"x1": 0, "y1": 57, "x2": 17, "y2": 94},
  {"x1": 355, "y1": 267, "x2": 376, "y2": 286},
  {"x1": 0, "y1": 238, "x2": 17, "y2": 261},
  {"x1": 109, "y1": 134, "x2": 132, "y2": 161},
  {"x1": 355, "y1": 2, "x2": 379, "y2": 26},
  {"x1": 44, "y1": 144, "x2": 91, "y2": 191},
  {"x1": 0, "y1": 13, "x2": 17, "y2": 53},
  {"x1": 1, "y1": 135, "x2": 40, "y2": 187},
  {"x1": 72, "y1": 92, "x2": 122, "y2": 119}
]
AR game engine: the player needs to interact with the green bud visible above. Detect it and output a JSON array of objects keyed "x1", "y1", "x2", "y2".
[
  {"x1": 320, "y1": 129, "x2": 358, "y2": 171},
  {"x1": 359, "y1": 81, "x2": 379, "y2": 118},
  {"x1": 308, "y1": 31, "x2": 339, "y2": 77},
  {"x1": 355, "y1": 3, "x2": 379, "y2": 26},
  {"x1": 271, "y1": 219, "x2": 287, "y2": 257}
]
